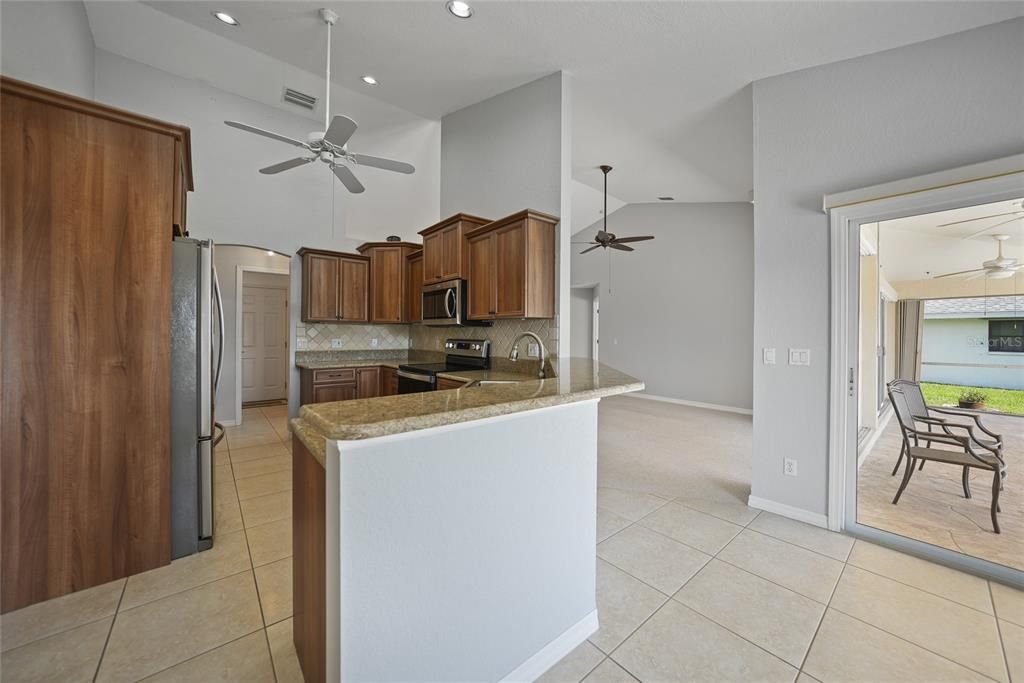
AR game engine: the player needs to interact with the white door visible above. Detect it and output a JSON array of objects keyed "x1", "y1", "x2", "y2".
[{"x1": 241, "y1": 283, "x2": 288, "y2": 403}]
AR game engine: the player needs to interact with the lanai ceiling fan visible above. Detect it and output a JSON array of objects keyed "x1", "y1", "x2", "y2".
[
  {"x1": 933, "y1": 234, "x2": 1021, "y2": 280},
  {"x1": 936, "y1": 200, "x2": 1024, "y2": 240},
  {"x1": 224, "y1": 8, "x2": 414, "y2": 194},
  {"x1": 575, "y1": 165, "x2": 654, "y2": 254}
]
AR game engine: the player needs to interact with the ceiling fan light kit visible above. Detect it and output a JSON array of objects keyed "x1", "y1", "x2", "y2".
[
  {"x1": 932, "y1": 234, "x2": 1021, "y2": 280},
  {"x1": 223, "y1": 7, "x2": 415, "y2": 193}
]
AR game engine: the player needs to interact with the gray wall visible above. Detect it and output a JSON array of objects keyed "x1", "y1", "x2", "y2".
[
  {"x1": 921, "y1": 318, "x2": 1024, "y2": 390},
  {"x1": 440, "y1": 72, "x2": 563, "y2": 218},
  {"x1": 0, "y1": 1, "x2": 94, "y2": 99},
  {"x1": 751, "y1": 17, "x2": 1024, "y2": 516},
  {"x1": 572, "y1": 203, "x2": 754, "y2": 410},
  {"x1": 569, "y1": 288, "x2": 595, "y2": 359}
]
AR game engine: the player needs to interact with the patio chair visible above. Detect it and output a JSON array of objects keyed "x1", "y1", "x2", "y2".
[
  {"x1": 888, "y1": 382, "x2": 1007, "y2": 533},
  {"x1": 887, "y1": 379, "x2": 1003, "y2": 476}
]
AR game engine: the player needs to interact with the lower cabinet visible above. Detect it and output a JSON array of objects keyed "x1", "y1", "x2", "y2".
[
  {"x1": 300, "y1": 365, "x2": 390, "y2": 406},
  {"x1": 356, "y1": 367, "x2": 380, "y2": 399},
  {"x1": 436, "y1": 377, "x2": 468, "y2": 391},
  {"x1": 380, "y1": 366, "x2": 398, "y2": 396}
]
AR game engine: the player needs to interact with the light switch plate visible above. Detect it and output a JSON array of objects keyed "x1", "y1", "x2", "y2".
[
  {"x1": 371, "y1": 337, "x2": 379, "y2": 348},
  {"x1": 763, "y1": 348, "x2": 776, "y2": 365},
  {"x1": 330, "y1": 338, "x2": 344, "y2": 349},
  {"x1": 788, "y1": 348, "x2": 810, "y2": 366},
  {"x1": 784, "y1": 459, "x2": 798, "y2": 476},
  {"x1": 296, "y1": 337, "x2": 308, "y2": 350},
  {"x1": 527, "y1": 342, "x2": 540, "y2": 358}
]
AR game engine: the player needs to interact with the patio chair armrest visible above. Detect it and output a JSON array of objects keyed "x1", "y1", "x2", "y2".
[
  {"x1": 905, "y1": 428, "x2": 967, "y2": 449},
  {"x1": 930, "y1": 408, "x2": 1002, "y2": 440}
]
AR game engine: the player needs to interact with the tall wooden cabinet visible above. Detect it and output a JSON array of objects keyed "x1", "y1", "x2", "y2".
[
  {"x1": 406, "y1": 249, "x2": 424, "y2": 322},
  {"x1": 418, "y1": 213, "x2": 491, "y2": 284},
  {"x1": 297, "y1": 248, "x2": 369, "y2": 323},
  {"x1": 356, "y1": 242, "x2": 422, "y2": 323},
  {"x1": 465, "y1": 210, "x2": 558, "y2": 320},
  {"x1": 1, "y1": 77, "x2": 193, "y2": 612}
]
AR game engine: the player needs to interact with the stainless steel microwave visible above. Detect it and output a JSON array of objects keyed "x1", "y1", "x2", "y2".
[{"x1": 422, "y1": 279, "x2": 465, "y2": 326}]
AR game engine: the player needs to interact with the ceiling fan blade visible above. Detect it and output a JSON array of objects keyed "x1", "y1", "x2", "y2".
[
  {"x1": 324, "y1": 115, "x2": 358, "y2": 147},
  {"x1": 966, "y1": 271, "x2": 991, "y2": 281},
  {"x1": 259, "y1": 157, "x2": 314, "y2": 174},
  {"x1": 963, "y1": 216, "x2": 1023, "y2": 240},
  {"x1": 225, "y1": 121, "x2": 308, "y2": 148},
  {"x1": 611, "y1": 236, "x2": 655, "y2": 244},
  {"x1": 609, "y1": 243, "x2": 634, "y2": 252},
  {"x1": 580, "y1": 244, "x2": 603, "y2": 254},
  {"x1": 351, "y1": 153, "x2": 415, "y2": 174},
  {"x1": 933, "y1": 268, "x2": 987, "y2": 279},
  {"x1": 332, "y1": 164, "x2": 365, "y2": 194},
  {"x1": 938, "y1": 210, "x2": 1023, "y2": 228}
]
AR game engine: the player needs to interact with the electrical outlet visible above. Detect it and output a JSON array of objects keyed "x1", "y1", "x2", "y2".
[
  {"x1": 371, "y1": 337, "x2": 379, "y2": 348},
  {"x1": 296, "y1": 337, "x2": 308, "y2": 350},
  {"x1": 763, "y1": 348, "x2": 776, "y2": 365},
  {"x1": 527, "y1": 342, "x2": 540, "y2": 358},
  {"x1": 330, "y1": 338, "x2": 344, "y2": 349},
  {"x1": 784, "y1": 459, "x2": 798, "y2": 477},
  {"x1": 788, "y1": 348, "x2": 811, "y2": 366}
]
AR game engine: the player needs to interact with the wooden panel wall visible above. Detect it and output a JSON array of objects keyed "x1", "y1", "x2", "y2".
[
  {"x1": 293, "y1": 435, "x2": 326, "y2": 683},
  {"x1": 1, "y1": 82, "x2": 177, "y2": 612}
]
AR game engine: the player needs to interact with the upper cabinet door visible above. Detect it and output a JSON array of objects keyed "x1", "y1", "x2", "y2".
[
  {"x1": 494, "y1": 223, "x2": 526, "y2": 317},
  {"x1": 440, "y1": 225, "x2": 460, "y2": 281},
  {"x1": 303, "y1": 253, "x2": 340, "y2": 322},
  {"x1": 339, "y1": 257, "x2": 369, "y2": 322},
  {"x1": 406, "y1": 253, "x2": 423, "y2": 322},
  {"x1": 369, "y1": 246, "x2": 405, "y2": 323},
  {"x1": 467, "y1": 234, "x2": 495, "y2": 319},
  {"x1": 423, "y1": 232, "x2": 444, "y2": 284}
]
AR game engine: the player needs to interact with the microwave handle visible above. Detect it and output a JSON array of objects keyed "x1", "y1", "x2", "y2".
[{"x1": 444, "y1": 288, "x2": 457, "y2": 318}]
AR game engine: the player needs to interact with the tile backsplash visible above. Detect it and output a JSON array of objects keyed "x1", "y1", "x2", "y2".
[
  {"x1": 409, "y1": 318, "x2": 557, "y2": 359},
  {"x1": 296, "y1": 323, "x2": 410, "y2": 352}
]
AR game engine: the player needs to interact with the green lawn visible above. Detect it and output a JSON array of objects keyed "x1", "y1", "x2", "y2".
[{"x1": 920, "y1": 382, "x2": 1024, "y2": 415}]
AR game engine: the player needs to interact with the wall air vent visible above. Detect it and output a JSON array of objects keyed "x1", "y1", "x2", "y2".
[{"x1": 283, "y1": 87, "x2": 317, "y2": 110}]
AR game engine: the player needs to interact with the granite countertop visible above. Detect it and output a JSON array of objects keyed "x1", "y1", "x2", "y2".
[
  {"x1": 435, "y1": 368, "x2": 544, "y2": 383},
  {"x1": 290, "y1": 359, "x2": 643, "y2": 463},
  {"x1": 296, "y1": 358, "x2": 409, "y2": 370}
]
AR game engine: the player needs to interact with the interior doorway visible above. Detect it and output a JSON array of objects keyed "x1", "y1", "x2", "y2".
[
  {"x1": 827, "y1": 158, "x2": 1023, "y2": 587},
  {"x1": 241, "y1": 271, "x2": 290, "y2": 405},
  {"x1": 570, "y1": 285, "x2": 600, "y2": 360}
]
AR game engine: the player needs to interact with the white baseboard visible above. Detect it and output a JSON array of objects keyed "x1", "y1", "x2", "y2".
[
  {"x1": 747, "y1": 496, "x2": 828, "y2": 529},
  {"x1": 499, "y1": 609, "x2": 599, "y2": 683},
  {"x1": 628, "y1": 392, "x2": 753, "y2": 416}
]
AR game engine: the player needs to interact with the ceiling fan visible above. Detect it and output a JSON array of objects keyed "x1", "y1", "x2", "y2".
[
  {"x1": 933, "y1": 234, "x2": 1021, "y2": 280},
  {"x1": 575, "y1": 165, "x2": 654, "y2": 254},
  {"x1": 223, "y1": 8, "x2": 414, "y2": 194},
  {"x1": 937, "y1": 201, "x2": 1023, "y2": 240}
]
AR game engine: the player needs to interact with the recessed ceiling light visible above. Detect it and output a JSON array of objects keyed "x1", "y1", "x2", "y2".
[
  {"x1": 361, "y1": 75, "x2": 379, "y2": 86},
  {"x1": 658, "y1": 196, "x2": 674, "y2": 201},
  {"x1": 211, "y1": 10, "x2": 239, "y2": 26},
  {"x1": 446, "y1": 1, "x2": 473, "y2": 19}
]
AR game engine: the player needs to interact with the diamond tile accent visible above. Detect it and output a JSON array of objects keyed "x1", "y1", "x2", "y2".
[{"x1": 297, "y1": 323, "x2": 411, "y2": 352}]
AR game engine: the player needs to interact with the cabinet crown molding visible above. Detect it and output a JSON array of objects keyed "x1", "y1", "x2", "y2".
[
  {"x1": 418, "y1": 213, "x2": 492, "y2": 236},
  {"x1": 356, "y1": 241, "x2": 422, "y2": 253},
  {"x1": 296, "y1": 247, "x2": 369, "y2": 261},
  {"x1": 465, "y1": 209, "x2": 560, "y2": 238}
]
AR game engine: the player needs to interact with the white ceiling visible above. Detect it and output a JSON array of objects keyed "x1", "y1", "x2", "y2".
[
  {"x1": 89, "y1": 1, "x2": 1022, "y2": 205},
  {"x1": 878, "y1": 199, "x2": 1024, "y2": 282}
]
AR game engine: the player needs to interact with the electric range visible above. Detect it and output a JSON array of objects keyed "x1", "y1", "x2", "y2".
[{"x1": 397, "y1": 338, "x2": 491, "y2": 393}]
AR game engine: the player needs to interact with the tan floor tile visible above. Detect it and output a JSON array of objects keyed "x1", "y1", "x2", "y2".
[
  {"x1": 255, "y1": 557, "x2": 293, "y2": 625},
  {"x1": 847, "y1": 540, "x2": 993, "y2": 613},
  {"x1": 674, "y1": 559, "x2": 824, "y2": 667},
  {"x1": 748, "y1": 512, "x2": 853, "y2": 561},
  {"x1": 0, "y1": 617, "x2": 111, "y2": 683},
  {"x1": 637, "y1": 501, "x2": 742, "y2": 555},
  {"x1": 537, "y1": 640, "x2": 604, "y2": 683},
  {"x1": 596, "y1": 509, "x2": 632, "y2": 543},
  {"x1": 216, "y1": 497, "x2": 244, "y2": 534},
  {"x1": 1, "y1": 578, "x2": 124, "y2": 652},
  {"x1": 236, "y1": 470, "x2": 292, "y2": 501},
  {"x1": 145, "y1": 631, "x2": 275, "y2": 682},
  {"x1": 830, "y1": 565, "x2": 1006, "y2": 682},
  {"x1": 803, "y1": 609, "x2": 990, "y2": 682},
  {"x1": 246, "y1": 519, "x2": 293, "y2": 567},
  {"x1": 97, "y1": 571, "x2": 263, "y2": 682},
  {"x1": 612, "y1": 600, "x2": 796, "y2": 682},
  {"x1": 673, "y1": 495, "x2": 760, "y2": 526},
  {"x1": 992, "y1": 581, "x2": 1024, "y2": 627},
  {"x1": 717, "y1": 530, "x2": 843, "y2": 603},
  {"x1": 266, "y1": 618, "x2": 305, "y2": 683},
  {"x1": 582, "y1": 658, "x2": 637, "y2": 683},
  {"x1": 597, "y1": 487, "x2": 668, "y2": 522},
  {"x1": 589, "y1": 559, "x2": 668, "y2": 654},
  {"x1": 230, "y1": 441, "x2": 289, "y2": 464},
  {"x1": 261, "y1": 405, "x2": 290, "y2": 418},
  {"x1": 1000, "y1": 619, "x2": 1024, "y2": 683},
  {"x1": 240, "y1": 491, "x2": 292, "y2": 529},
  {"x1": 795, "y1": 674, "x2": 821, "y2": 683},
  {"x1": 268, "y1": 415, "x2": 290, "y2": 437},
  {"x1": 215, "y1": 476, "x2": 240, "y2": 507},
  {"x1": 121, "y1": 530, "x2": 251, "y2": 610},
  {"x1": 226, "y1": 429, "x2": 281, "y2": 451},
  {"x1": 597, "y1": 526, "x2": 710, "y2": 595},
  {"x1": 233, "y1": 455, "x2": 291, "y2": 480}
]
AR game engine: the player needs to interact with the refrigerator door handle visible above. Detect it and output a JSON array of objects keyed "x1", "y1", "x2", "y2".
[{"x1": 212, "y1": 263, "x2": 225, "y2": 398}]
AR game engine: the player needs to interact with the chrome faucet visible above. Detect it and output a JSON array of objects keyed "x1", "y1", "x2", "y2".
[{"x1": 508, "y1": 331, "x2": 547, "y2": 379}]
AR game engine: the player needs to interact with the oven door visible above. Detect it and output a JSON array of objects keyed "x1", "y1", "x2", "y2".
[
  {"x1": 422, "y1": 280, "x2": 461, "y2": 326},
  {"x1": 398, "y1": 370, "x2": 435, "y2": 393}
]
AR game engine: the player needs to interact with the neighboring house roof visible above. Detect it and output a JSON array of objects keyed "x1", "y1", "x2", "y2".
[{"x1": 924, "y1": 295, "x2": 1024, "y2": 319}]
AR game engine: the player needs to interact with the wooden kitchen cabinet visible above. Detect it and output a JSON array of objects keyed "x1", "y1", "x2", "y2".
[
  {"x1": 297, "y1": 248, "x2": 369, "y2": 323},
  {"x1": 406, "y1": 250, "x2": 423, "y2": 322},
  {"x1": 380, "y1": 366, "x2": 399, "y2": 396},
  {"x1": 418, "y1": 213, "x2": 491, "y2": 284},
  {"x1": 356, "y1": 242, "x2": 421, "y2": 323},
  {"x1": 1, "y1": 77, "x2": 193, "y2": 612},
  {"x1": 465, "y1": 209, "x2": 558, "y2": 320},
  {"x1": 436, "y1": 377, "x2": 469, "y2": 391},
  {"x1": 356, "y1": 367, "x2": 380, "y2": 399}
]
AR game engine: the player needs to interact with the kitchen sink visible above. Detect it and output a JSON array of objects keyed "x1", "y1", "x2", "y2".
[{"x1": 464, "y1": 379, "x2": 524, "y2": 387}]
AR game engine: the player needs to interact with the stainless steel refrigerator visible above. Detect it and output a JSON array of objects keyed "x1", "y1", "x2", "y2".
[{"x1": 171, "y1": 238, "x2": 224, "y2": 558}]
